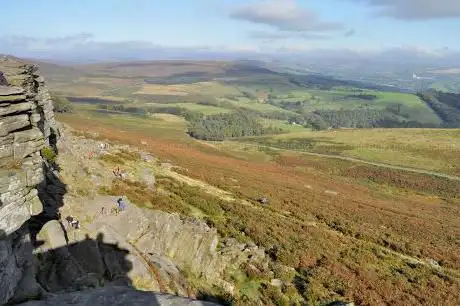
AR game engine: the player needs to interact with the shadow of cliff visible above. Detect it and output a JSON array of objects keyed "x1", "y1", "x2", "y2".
[
  {"x1": 33, "y1": 232, "x2": 133, "y2": 292},
  {"x1": 2, "y1": 227, "x2": 221, "y2": 305},
  {"x1": 2, "y1": 224, "x2": 221, "y2": 305},
  {"x1": 28, "y1": 161, "x2": 66, "y2": 247},
  {"x1": 1, "y1": 156, "x2": 221, "y2": 305}
]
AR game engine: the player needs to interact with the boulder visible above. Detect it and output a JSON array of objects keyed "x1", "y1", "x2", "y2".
[{"x1": 36, "y1": 220, "x2": 67, "y2": 251}]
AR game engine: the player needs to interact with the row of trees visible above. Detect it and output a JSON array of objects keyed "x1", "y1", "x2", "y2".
[
  {"x1": 97, "y1": 104, "x2": 148, "y2": 116},
  {"x1": 313, "y1": 109, "x2": 389, "y2": 129}
]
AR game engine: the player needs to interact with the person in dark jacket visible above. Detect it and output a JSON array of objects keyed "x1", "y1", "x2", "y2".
[{"x1": 117, "y1": 197, "x2": 127, "y2": 212}]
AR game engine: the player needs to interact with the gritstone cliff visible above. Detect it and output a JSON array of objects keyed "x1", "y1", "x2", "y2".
[{"x1": 0, "y1": 56, "x2": 221, "y2": 305}]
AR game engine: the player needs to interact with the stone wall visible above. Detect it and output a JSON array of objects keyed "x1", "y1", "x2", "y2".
[{"x1": 0, "y1": 56, "x2": 59, "y2": 304}]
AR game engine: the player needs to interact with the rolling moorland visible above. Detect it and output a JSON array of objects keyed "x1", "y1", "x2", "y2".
[
  {"x1": 269, "y1": 58, "x2": 460, "y2": 94},
  {"x1": 35, "y1": 59, "x2": 460, "y2": 305}
]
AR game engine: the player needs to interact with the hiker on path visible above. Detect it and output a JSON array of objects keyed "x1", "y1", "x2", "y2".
[
  {"x1": 65, "y1": 216, "x2": 80, "y2": 229},
  {"x1": 117, "y1": 197, "x2": 127, "y2": 212}
]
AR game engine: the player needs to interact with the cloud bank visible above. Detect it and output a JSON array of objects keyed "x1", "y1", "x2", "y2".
[{"x1": 1, "y1": 32, "x2": 459, "y2": 65}]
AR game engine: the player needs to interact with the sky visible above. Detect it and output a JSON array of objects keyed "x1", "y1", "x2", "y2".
[{"x1": 1, "y1": 0, "x2": 460, "y2": 59}]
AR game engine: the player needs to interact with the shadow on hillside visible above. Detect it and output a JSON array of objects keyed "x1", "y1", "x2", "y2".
[{"x1": 1, "y1": 156, "x2": 221, "y2": 305}]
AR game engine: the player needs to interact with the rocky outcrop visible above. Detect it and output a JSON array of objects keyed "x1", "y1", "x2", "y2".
[
  {"x1": 0, "y1": 57, "x2": 223, "y2": 305},
  {"x1": 1, "y1": 56, "x2": 276, "y2": 305},
  {"x1": 0, "y1": 56, "x2": 60, "y2": 304},
  {"x1": 18, "y1": 286, "x2": 219, "y2": 306}
]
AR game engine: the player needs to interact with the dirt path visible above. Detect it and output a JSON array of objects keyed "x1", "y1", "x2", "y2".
[{"x1": 236, "y1": 142, "x2": 460, "y2": 181}]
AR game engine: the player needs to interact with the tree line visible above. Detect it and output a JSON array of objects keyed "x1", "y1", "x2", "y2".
[{"x1": 187, "y1": 111, "x2": 283, "y2": 141}]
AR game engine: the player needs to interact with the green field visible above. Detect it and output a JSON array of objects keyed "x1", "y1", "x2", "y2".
[
  {"x1": 267, "y1": 89, "x2": 441, "y2": 124},
  {"x1": 145, "y1": 102, "x2": 233, "y2": 114},
  {"x1": 233, "y1": 128, "x2": 460, "y2": 175}
]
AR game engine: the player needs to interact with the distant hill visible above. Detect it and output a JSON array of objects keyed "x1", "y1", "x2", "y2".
[{"x1": 26, "y1": 58, "x2": 460, "y2": 130}]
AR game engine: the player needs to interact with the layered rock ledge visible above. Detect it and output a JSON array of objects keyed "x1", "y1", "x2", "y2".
[{"x1": 0, "y1": 56, "x2": 59, "y2": 304}]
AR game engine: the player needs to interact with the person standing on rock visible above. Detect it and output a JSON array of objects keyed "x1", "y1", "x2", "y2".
[{"x1": 117, "y1": 197, "x2": 126, "y2": 212}]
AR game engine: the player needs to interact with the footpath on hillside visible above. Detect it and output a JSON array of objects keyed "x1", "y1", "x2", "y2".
[{"x1": 236, "y1": 142, "x2": 460, "y2": 181}]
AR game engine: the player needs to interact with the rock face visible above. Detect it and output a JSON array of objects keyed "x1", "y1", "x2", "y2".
[
  {"x1": 18, "y1": 286, "x2": 219, "y2": 306},
  {"x1": 54, "y1": 194, "x2": 270, "y2": 299},
  {"x1": 0, "y1": 56, "x2": 60, "y2": 304}
]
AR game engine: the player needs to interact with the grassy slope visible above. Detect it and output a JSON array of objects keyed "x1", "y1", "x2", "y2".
[
  {"x1": 58, "y1": 110, "x2": 460, "y2": 305},
  {"x1": 235, "y1": 128, "x2": 460, "y2": 175},
  {"x1": 270, "y1": 89, "x2": 441, "y2": 125},
  {"x1": 145, "y1": 102, "x2": 233, "y2": 114}
]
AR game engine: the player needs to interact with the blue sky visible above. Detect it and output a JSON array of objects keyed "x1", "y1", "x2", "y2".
[{"x1": 1, "y1": 0, "x2": 460, "y2": 57}]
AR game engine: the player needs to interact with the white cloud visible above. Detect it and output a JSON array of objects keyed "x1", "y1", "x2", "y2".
[
  {"x1": 351, "y1": 0, "x2": 460, "y2": 20},
  {"x1": 1, "y1": 32, "x2": 458, "y2": 65},
  {"x1": 230, "y1": 0, "x2": 343, "y2": 32},
  {"x1": 44, "y1": 33, "x2": 94, "y2": 45},
  {"x1": 0, "y1": 33, "x2": 95, "y2": 51}
]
